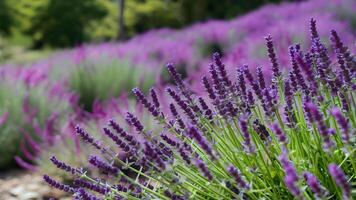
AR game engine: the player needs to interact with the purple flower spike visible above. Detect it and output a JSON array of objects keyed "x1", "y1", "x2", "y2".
[
  {"x1": 103, "y1": 128, "x2": 131, "y2": 153},
  {"x1": 166, "y1": 63, "x2": 193, "y2": 102},
  {"x1": 239, "y1": 115, "x2": 255, "y2": 154},
  {"x1": 74, "y1": 188, "x2": 101, "y2": 200},
  {"x1": 50, "y1": 156, "x2": 80, "y2": 175},
  {"x1": 132, "y1": 87, "x2": 159, "y2": 117},
  {"x1": 166, "y1": 63, "x2": 184, "y2": 90},
  {"x1": 150, "y1": 88, "x2": 160, "y2": 109},
  {"x1": 125, "y1": 112, "x2": 144, "y2": 132},
  {"x1": 178, "y1": 147, "x2": 191, "y2": 165},
  {"x1": 289, "y1": 46, "x2": 309, "y2": 95},
  {"x1": 262, "y1": 88, "x2": 274, "y2": 117},
  {"x1": 244, "y1": 65, "x2": 263, "y2": 101},
  {"x1": 167, "y1": 88, "x2": 197, "y2": 124},
  {"x1": 306, "y1": 102, "x2": 335, "y2": 150},
  {"x1": 213, "y1": 52, "x2": 232, "y2": 89},
  {"x1": 237, "y1": 67, "x2": 247, "y2": 97},
  {"x1": 256, "y1": 66, "x2": 266, "y2": 90},
  {"x1": 328, "y1": 164, "x2": 351, "y2": 199},
  {"x1": 227, "y1": 165, "x2": 250, "y2": 190},
  {"x1": 188, "y1": 126, "x2": 215, "y2": 159},
  {"x1": 310, "y1": 18, "x2": 319, "y2": 40},
  {"x1": 43, "y1": 175, "x2": 75, "y2": 193},
  {"x1": 198, "y1": 97, "x2": 213, "y2": 120},
  {"x1": 279, "y1": 151, "x2": 301, "y2": 198},
  {"x1": 75, "y1": 125, "x2": 105, "y2": 152},
  {"x1": 330, "y1": 107, "x2": 351, "y2": 144},
  {"x1": 143, "y1": 142, "x2": 166, "y2": 171},
  {"x1": 330, "y1": 30, "x2": 355, "y2": 77},
  {"x1": 194, "y1": 158, "x2": 213, "y2": 181},
  {"x1": 88, "y1": 155, "x2": 119, "y2": 175},
  {"x1": 74, "y1": 179, "x2": 110, "y2": 195},
  {"x1": 303, "y1": 172, "x2": 327, "y2": 198},
  {"x1": 202, "y1": 76, "x2": 216, "y2": 101},
  {"x1": 108, "y1": 119, "x2": 139, "y2": 149},
  {"x1": 270, "y1": 123, "x2": 287, "y2": 145},
  {"x1": 265, "y1": 35, "x2": 281, "y2": 79},
  {"x1": 169, "y1": 103, "x2": 186, "y2": 130},
  {"x1": 295, "y1": 52, "x2": 318, "y2": 95}
]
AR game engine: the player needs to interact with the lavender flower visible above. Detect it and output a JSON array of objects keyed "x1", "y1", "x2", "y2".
[
  {"x1": 289, "y1": 46, "x2": 309, "y2": 95},
  {"x1": 132, "y1": 87, "x2": 159, "y2": 117},
  {"x1": 88, "y1": 155, "x2": 119, "y2": 175},
  {"x1": 194, "y1": 158, "x2": 213, "y2": 181},
  {"x1": 74, "y1": 179, "x2": 110, "y2": 195},
  {"x1": 265, "y1": 35, "x2": 281, "y2": 79},
  {"x1": 295, "y1": 52, "x2": 318, "y2": 95},
  {"x1": 166, "y1": 63, "x2": 193, "y2": 102},
  {"x1": 143, "y1": 142, "x2": 166, "y2": 171},
  {"x1": 178, "y1": 147, "x2": 191, "y2": 165},
  {"x1": 243, "y1": 65, "x2": 263, "y2": 101},
  {"x1": 167, "y1": 88, "x2": 197, "y2": 124},
  {"x1": 328, "y1": 164, "x2": 351, "y2": 199},
  {"x1": 270, "y1": 123, "x2": 287, "y2": 145},
  {"x1": 74, "y1": 188, "x2": 101, "y2": 200},
  {"x1": 330, "y1": 30, "x2": 355, "y2": 77},
  {"x1": 169, "y1": 103, "x2": 186, "y2": 130},
  {"x1": 283, "y1": 80, "x2": 296, "y2": 127},
  {"x1": 309, "y1": 18, "x2": 319, "y2": 40},
  {"x1": 237, "y1": 67, "x2": 247, "y2": 97},
  {"x1": 188, "y1": 126, "x2": 215, "y2": 159},
  {"x1": 256, "y1": 66, "x2": 266, "y2": 90},
  {"x1": 198, "y1": 97, "x2": 213, "y2": 120},
  {"x1": 239, "y1": 115, "x2": 255, "y2": 153},
  {"x1": 166, "y1": 63, "x2": 185, "y2": 91},
  {"x1": 279, "y1": 151, "x2": 302, "y2": 198},
  {"x1": 262, "y1": 88, "x2": 274, "y2": 117},
  {"x1": 108, "y1": 119, "x2": 139, "y2": 148},
  {"x1": 202, "y1": 76, "x2": 217, "y2": 101},
  {"x1": 213, "y1": 52, "x2": 232, "y2": 89},
  {"x1": 43, "y1": 175, "x2": 75, "y2": 193},
  {"x1": 247, "y1": 89, "x2": 255, "y2": 108},
  {"x1": 102, "y1": 128, "x2": 131, "y2": 153},
  {"x1": 303, "y1": 172, "x2": 327, "y2": 198},
  {"x1": 306, "y1": 102, "x2": 335, "y2": 150},
  {"x1": 76, "y1": 125, "x2": 105, "y2": 152},
  {"x1": 125, "y1": 112, "x2": 144, "y2": 132},
  {"x1": 330, "y1": 107, "x2": 351, "y2": 143},
  {"x1": 50, "y1": 156, "x2": 80, "y2": 175},
  {"x1": 150, "y1": 88, "x2": 160, "y2": 109},
  {"x1": 227, "y1": 165, "x2": 249, "y2": 190}
]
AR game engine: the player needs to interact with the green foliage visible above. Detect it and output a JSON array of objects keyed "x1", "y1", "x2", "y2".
[
  {"x1": 69, "y1": 58, "x2": 155, "y2": 111},
  {"x1": 124, "y1": 0, "x2": 182, "y2": 36},
  {"x1": 0, "y1": 0, "x2": 13, "y2": 35},
  {"x1": 27, "y1": 0, "x2": 107, "y2": 48},
  {"x1": 0, "y1": 79, "x2": 69, "y2": 169},
  {"x1": 180, "y1": 0, "x2": 282, "y2": 24},
  {"x1": 3, "y1": 0, "x2": 286, "y2": 48}
]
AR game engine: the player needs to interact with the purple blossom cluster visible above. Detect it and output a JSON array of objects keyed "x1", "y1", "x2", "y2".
[{"x1": 43, "y1": 17, "x2": 355, "y2": 199}]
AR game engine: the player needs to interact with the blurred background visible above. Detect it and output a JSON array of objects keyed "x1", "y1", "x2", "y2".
[
  {"x1": 0, "y1": 0, "x2": 354, "y2": 199},
  {"x1": 0, "y1": 0, "x2": 284, "y2": 63}
]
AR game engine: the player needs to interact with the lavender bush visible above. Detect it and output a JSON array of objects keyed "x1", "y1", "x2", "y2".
[
  {"x1": 44, "y1": 20, "x2": 355, "y2": 199},
  {"x1": 68, "y1": 53, "x2": 155, "y2": 111},
  {"x1": 0, "y1": 78, "x2": 71, "y2": 168}
]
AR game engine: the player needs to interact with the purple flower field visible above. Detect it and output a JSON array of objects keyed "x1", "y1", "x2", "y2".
[{"x1": 0, "y1": 0, "x2": 355, "y2": 199}]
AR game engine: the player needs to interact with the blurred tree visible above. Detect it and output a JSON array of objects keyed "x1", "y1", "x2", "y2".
[
  {"x1": 27, "y1": 0, "x2": 107, "y2": 48},
  {"x1": 124, "y1": 0, "x2": 182, "y2": 36},
  {"x1": 3, "y1": 0, "x2": 287, "y2": 48},
  {"x1": 117, "y1": 0, "x2": 125, "y2": 40},
  {"x1": 181, "y1": 0, "x2": 282, "y2": 24},
  {"x1": 0, "y1": 0, "x2": 13, "y2": 35}
]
